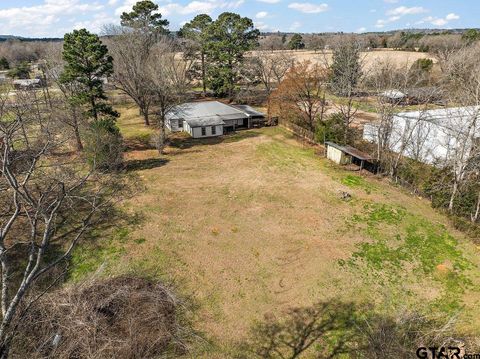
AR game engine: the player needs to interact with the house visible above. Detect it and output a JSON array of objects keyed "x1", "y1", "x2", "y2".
[
  {"x1": 12, "y1": 78, "x2": 43, "y2": 90},
  {"x1": 166, "y1": 101, "x2": 265, "y2": 138},
  {"x1": 325, "y1": 141, "x2": 374, "y2": 171},
  {"x1": 379, "y1": 90, "x2": 407, "y2": 104},
  {"x1": 363, "y1": 106, "x2": 480, "y2": 165}
]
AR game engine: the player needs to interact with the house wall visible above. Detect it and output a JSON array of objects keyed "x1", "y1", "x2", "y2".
[
  {"x1": 327, "y1": 146, "x2": 351, "y2": 165},
  {"x1": 166, "y1": 119, "x2": 183, "y2": 132},
  {"x1": 191, "y1": 125, "x2": 223, "y2": 138},
  {"x1": 223, "y1": 118, "x2": 248, "y2": 128}
]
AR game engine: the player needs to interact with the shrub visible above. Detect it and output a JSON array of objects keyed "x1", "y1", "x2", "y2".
[
  {"x1": 315, "y1": 112, "x2": 347, "y2": 144},
  {"x1": 411, "y1": 58, "x2": 434, "y2": 72},
  {"x1": 84, "y1": 118, "x2": 123, "y2": 172},
  {"x1": 7, "y1": 61, "x2": 30, "y2": 79},
  {"x1": 0, "y1": 57, "x2": 9, "y2": 70}
]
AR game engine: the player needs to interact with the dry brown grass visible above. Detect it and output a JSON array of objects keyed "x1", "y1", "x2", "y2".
[
  {"x1": 249, "y1": 49, "x2": 435, "y2": 71},
  {"x1": 88, "y1": 117, "x2": 480, "y2": 357}
]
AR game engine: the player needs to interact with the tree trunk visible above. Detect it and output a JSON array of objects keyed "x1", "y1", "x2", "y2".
[
  {"x1": 201, "y1": 52, "x2": 207, "y2": 96},
  {"x1": 74, "y1": 125, "x2": 83, "y2": 152},
  {"x1": 141, "y1": 109, "x2": 150, "y2": 126},
  {"x1": 472, "y1": 191, "x2": 480, "y2": 223},
  {"x1": 71, "y1": 108, "x2": 83, "y2": 151},
  {"x1": 448, "y1": 180, "x2": 458, "y2": 213}
]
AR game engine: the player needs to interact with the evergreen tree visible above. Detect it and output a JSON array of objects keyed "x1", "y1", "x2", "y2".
[
  {"x1": 0, "y1": 57, "x2": 9, "y2": 70},
  {"x1": 179, "y1": 14, "x2": 213, "y2": 95},
  {"x1": 204, "y1": 12, "x2": 259, "y2": 97},
  {"x1": 120, "y1": 0, "x2": 169, "y2": 34},
  {"x1": 61, "y1": 29, "x2": 118, "y2": 122},
  {"x1": 7, "y1": 61, "x2": 30, "y2": 79},
  {"x1": 288, "y1": 34, "x2": 305, "y2": 50}
]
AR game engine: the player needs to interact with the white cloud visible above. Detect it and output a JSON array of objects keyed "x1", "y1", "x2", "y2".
[
  {"x1": 387, "y1": 6, "x2": 427, "y2": 16},
  {"x1": 417, "y1": 13, "x2": 460, "y2": 27},
  {"x1": 289, "y1": 21, "x2": 302, "y2": 30},
  {"x1": 108, "y1": 0, "x2": 119, "y2": 5},
  {"x1": 288, "y1": 2, "x2": 328, "y2": 14},
  {"x1": 0, "y1": 0, "x2": 104, "y2": 37},
  {"x1": 116, "y1": 0, "x2": 244, "y2": 17},
  {"x1": 375, "y1": 19, "x2": 386, "y2": 28},
  {"x1": 254, "y1": 21, "x2": 270, "y2": 30},
  {"x1": 356, "y1": 27, "x2": 367, "y2": 33},
  {"x1": 446, "y1": 13, "x2": 460, "y2": 21},
  {"x1": 256, "y1": 11, "x2": 268, "y2": 18},
  {"x1": 376, "y1": 5, "x2": 428, "y2": 28},
  {"x1": 73, "y1": 12, "x2": 117, "y2": 33},
  {"x1": 257, "y1": 0, "x2": 281, "y2": 3}
]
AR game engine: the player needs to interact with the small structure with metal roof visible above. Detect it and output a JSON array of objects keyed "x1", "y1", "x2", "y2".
[
  {"x1": 325, "y1": 141, "x2": 374, "y2": 171},
  {"x1": 166, "y1": 101, "x2": 265, "y2": 138},
  {"x1": 12, "y1": 78, "x2": 43, "y2": 90},
  {"x1": 379, "y1": 90, "x2": 407, "y2": 104}
]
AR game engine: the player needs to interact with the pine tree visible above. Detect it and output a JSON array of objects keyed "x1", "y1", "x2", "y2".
[
  {"x1": 120, "y1": 0, "x2": 169, "y2": 34},
  {"x1": 61, "y1": 28, "x2": 118, "y2": 122},
  {"x1": 288, "y1": 34, "x2": 305, "y2": 50},
  {"x1": 204, "y1": 12, "x2": 259, "y2": 97},
  {"x1": 179, "y1": 14, "x2": 213, "y2": 96}
]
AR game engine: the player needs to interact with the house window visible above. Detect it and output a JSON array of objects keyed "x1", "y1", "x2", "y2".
[
  {"x1": 201, "y1": 127, "x2": 206, "y2": 136},
  {"x1": 178, "y1": 120, "x2": 183, "y2": 128},
  {"x1": 211, "y1": 126, "x2": 216, "y2": 135}
]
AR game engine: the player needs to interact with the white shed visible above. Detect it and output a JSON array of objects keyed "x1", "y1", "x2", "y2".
[{"x1": 325, "y1": 142, "x2": 374, "y2": 170}]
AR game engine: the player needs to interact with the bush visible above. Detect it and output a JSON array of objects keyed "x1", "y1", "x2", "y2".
[
  {"x1": 7, "y1": 61, "x2": 30, "y2": 79},
  {"x1": 0, "y1": 57, "x2": 9, "y2": 70},
  {"x1": 84, "y1": 118, "x2": 123, "y2": 172},
  {"x1": 411, "y1": 58, "x2": 434, "y2": 72},
  {"x1": 315, "y1": 112, "x2": 346, "y2": 144},
  {"x1": 13, "y1": 276, "x2": 191, "y2": 358}
]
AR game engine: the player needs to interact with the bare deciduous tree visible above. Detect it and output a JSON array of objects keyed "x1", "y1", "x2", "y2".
[
  {"x1": 43, "y1": 43, "x2": 86, "y2": 151},
  {"x1": 105, "y1": 25, "x2": 156, "y2": 126},
  {"x1": 270, "y1": 60, "x2": 328, "y2": 132},
  {"x1": 247, "y1": 53, "x2": 293, "y2": 97},
  {"x1": 147, "y1": 39, "x2": 193, "y2": 153},
  {"x1": 0, "y1": 88, "x2": 125, "y2": 357},
  {"x1": 441, "y1": 45, "x2": 480, "y2": 216}
]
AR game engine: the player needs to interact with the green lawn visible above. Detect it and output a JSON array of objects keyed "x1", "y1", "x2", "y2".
[{"x1": 71, "y1": 118, "x2": 480, "y2": 357}]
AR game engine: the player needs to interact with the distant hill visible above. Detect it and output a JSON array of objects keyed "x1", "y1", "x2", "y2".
[{"x1": 0, "y1": 35, "x2": 62, "y2": 42}]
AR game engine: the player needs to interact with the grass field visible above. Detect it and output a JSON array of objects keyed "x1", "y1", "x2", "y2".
[
  {"x1": 249, "y1": 48, "x2": 435, "y2": 71},
  {"x1": 72, "y1": 105, "x2": 480, "y2": 357}
]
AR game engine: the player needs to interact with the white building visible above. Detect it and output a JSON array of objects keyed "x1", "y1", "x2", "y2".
[
  {"x1": 363, "y1": 106, "x2": 480, "y2": 165},
  {"x1": 166, "y1": 101, "x2": 265, "y2": 138}
]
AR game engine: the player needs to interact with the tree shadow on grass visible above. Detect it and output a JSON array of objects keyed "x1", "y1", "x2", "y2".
[
  {"x1": 238, "y1": 300, "x2": 472, "y2": 359},
  {"x1": 168, "y1": 130, "x2": 261, "y2": 150},
  {"x1": 124, "y1": 158, "x2": 169, "y2": 172}
]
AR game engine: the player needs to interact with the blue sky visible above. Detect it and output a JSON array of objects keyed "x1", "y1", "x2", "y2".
[{"x1": 0, "y1": 0, "x2": 476, "y2": 38}]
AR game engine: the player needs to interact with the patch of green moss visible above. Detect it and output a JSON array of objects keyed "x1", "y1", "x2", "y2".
[{"x1": 340, "y1": 202, "x2": 473, "y2": 314}]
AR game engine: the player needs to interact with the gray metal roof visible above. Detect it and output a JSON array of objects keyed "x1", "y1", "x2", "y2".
[
  {"x1": 185, "y1": 116, "x2": 225, "y2": 128},
  {"x1": 231, "y1": 105, "x2": 265, "y2": 117},
  {"x1": 13, "y1": 79, "x2": 41, "y2": 86},
  {"x1": 167, "y1": 101, "x2": 248, "y2": 122},
  {"x1": 325, "y1": 142, "x2": 374, "y2": 161},
  {"x1": 380, "y1": 90, "x2": 406, "y2": 99},
  {"x1": 395, "y1": 106, "x2": 480, "y2": 132}
]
